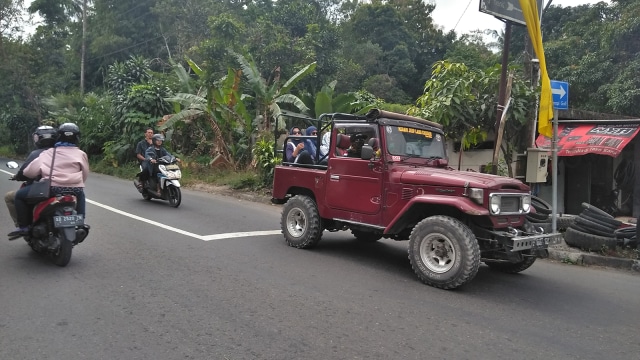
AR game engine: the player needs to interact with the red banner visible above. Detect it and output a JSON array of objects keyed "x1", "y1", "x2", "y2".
[{"x1": 535, "y1": 124, "x2": 640, "y2": 157}]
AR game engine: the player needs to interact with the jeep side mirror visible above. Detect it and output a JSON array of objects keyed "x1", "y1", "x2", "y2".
[{"x1": 361, "y1": 146, "x2": 374, "y2": 160}]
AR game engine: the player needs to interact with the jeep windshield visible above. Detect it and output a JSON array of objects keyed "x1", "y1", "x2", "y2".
[{"x1": 384, "y1": 125, "x2": 446, "y2": 161}]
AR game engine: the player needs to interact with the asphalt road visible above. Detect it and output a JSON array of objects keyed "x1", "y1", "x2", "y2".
[{"x1": 0, "y1": 167, "x2": 639, "y2": 360}]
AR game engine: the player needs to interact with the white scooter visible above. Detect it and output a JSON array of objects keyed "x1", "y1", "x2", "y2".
[{"x1": 135, "y1": 155, "x2": 182, "y2": 207}]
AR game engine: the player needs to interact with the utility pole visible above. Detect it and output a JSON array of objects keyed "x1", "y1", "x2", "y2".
[
  {"x1": 491, "y1": 20, "x2": 512, "y2": 175},
  {"x1": 80, "y1": 0, "x2": 87, "y2": 95}
]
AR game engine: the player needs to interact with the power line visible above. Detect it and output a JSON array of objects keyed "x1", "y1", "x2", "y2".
[
  {"x1": 453, "y1": 0, "x2": 474, "y2": 32},
  {"x1": 88, "y1": 35, "x2": 164, "y2": 61}
]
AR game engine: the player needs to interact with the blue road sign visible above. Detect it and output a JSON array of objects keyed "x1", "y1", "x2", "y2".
[{"x1": 550, "y1": 80, "x2": 569, "y2": 110}]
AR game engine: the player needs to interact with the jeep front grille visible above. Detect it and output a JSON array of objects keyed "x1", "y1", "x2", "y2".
[{"x1": 501, "y1": 196, "x2": 520, "y2": 213}]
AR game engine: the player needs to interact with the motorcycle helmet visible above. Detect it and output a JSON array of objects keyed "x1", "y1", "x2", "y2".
[
  {"x1": 57, "y1": 123, "x2": 81, "y2": 144},
  {"x1": 152, "y1": 134, "x2": 165, "y2": 145},
  {"x1": 33, "y1": 125, "x2": 57, "y2": 149}
]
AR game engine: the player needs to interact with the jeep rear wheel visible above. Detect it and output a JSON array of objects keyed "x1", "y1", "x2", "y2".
[
  {"x1": 281, "y1": 195, "x2": 323, "y2": 249},
  {"x1": 408, "y1": 216, "x2": 480, "y2": 289}
]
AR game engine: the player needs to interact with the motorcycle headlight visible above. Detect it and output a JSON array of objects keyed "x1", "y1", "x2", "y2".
[
  {"x1": 522, "y1": 195, "x2": 531, "y2": 213},
  {"x1": 490, "y1": 195, "x2": 501, "y2": 214}
]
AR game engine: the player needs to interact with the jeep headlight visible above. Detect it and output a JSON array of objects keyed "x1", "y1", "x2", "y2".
[
  {"x1": 490, "y1": 195, "x2": 501, "y2": 214},
  {"x1": 522, "y1": 195, "x2": 531, "y2": 213},
  {"x1": 468, "y1": 188, "x2": 483, "y2": 205}
]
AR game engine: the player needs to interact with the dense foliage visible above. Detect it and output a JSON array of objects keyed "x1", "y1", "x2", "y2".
[{"x1": 1, "y1": 0, "x2": 639, "y2": 185}]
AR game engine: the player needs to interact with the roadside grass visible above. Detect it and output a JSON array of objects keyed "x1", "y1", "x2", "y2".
[
  {"x1": 0, "y1": 145, "x2": 19, "y2": 159},
  {"x1": 598, "y1": 246, "x2": 639, "y2": 260},
  {"x1": 89, "y1": 157, "x2": 263, "y2": 191}
]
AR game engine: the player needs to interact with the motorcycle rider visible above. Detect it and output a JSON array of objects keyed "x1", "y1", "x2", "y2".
[
  {"x1": 10, "y1": 123, "x2": 89, "y2": 238},
  {"x1": 144, "y1": 134, "x2": 179, "y2": 193},
  {"x1": 5, "y1": 126, "x2": 57, "y2": 229},
  {"x1": 134, "y1": 127, "x2": 154, "y2": 192}
]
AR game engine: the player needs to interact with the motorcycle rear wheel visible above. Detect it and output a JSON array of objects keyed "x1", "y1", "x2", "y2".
[
  {"x1": 168, "y1": 186, "x2": 181, "y2": 208},
  {"x1": 51, "y1": 235, "x2": 72, "y2": 267}
]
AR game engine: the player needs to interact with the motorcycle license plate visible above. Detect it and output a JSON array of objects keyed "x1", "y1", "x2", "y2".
[
  {"x1": 53, "y1": 215, "x2": 84, "y2": 227},
  {"x1": 166, "y1": 164, "x2": 179, "y2": 170}
]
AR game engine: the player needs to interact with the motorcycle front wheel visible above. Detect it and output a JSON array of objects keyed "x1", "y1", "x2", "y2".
[{"x1": 168, "y1": 185, "x2": 181, "y2": 208}]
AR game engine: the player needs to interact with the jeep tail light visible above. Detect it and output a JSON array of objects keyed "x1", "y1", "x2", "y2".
[{"x1": 468, "y1": 188, "x2": 483, "y2": 205}]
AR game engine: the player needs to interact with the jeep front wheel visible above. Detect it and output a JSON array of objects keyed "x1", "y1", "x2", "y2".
[
  {"x1": 408, "y1": 216, "x2": 480, "y2": 289},
  {"x1": 281, "y1": 195, "x2": 323, "y2": 249}
]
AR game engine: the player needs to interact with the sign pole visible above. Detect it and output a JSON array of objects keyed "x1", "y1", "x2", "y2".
[{"x1": 552, "y1": 108, "x2": 558, "y2": 233}]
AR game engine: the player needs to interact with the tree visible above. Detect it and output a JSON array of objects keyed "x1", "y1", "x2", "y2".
[
  {"x1": 231, "y1": 50, "x2": 315, "y2": 131},
  {"x1": 409, "y1": 61, "x2": 536, "y2": 176},
  {"x1": 163, "y1": 60, "x2": 253, "y2": 169},
  {"x1": 0, "y1": 0, "x2": 24, "y2": 52}
]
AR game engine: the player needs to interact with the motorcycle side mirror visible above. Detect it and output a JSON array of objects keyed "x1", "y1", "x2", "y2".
[{"x1": 6, "y1": 161, "x2": 19, "y2": 169}]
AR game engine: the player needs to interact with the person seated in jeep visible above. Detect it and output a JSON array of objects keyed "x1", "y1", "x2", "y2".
[
  {"x1": 347, "y1": 133, "x2": 366, "y2": 157},
  {"x1": 285, "y1": 127, "x2": 313, "y2": 164}
]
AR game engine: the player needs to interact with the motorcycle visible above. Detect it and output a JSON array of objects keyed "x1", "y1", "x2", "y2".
[
  {"x1": 6, "y1": 161, "x2": 89, "y2": 267},
  {"x1": 135, "y1": 155, "x2": 182, "y2": 208}
]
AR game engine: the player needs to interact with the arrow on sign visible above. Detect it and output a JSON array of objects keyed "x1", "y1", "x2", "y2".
[{"x1": 552, "y1": 86, "x2": 566, "y2": 98}]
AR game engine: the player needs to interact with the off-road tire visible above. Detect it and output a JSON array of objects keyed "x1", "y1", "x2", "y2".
[
  {"x1": 531, "y1": 196, "x2": 552, "y2": 215},
  {"x1": 545, "y1": 214, "x2": 577, "y2": 231},
  {"x1": 564, "y1": 227, "x2": 617, "y2": 251},
  {"x1": 573, "y1": 217, "x2": 616, "y2": 237},
  {"x1": 580, "y1": 209, "x2": 622, "y2": 228},
  {"x1": 526, "y1": 211, "x2": 549, "y2": 222},
  {"x1": 351, "y1": 230, "x2": 382, "y2": 243},
  {"x1": 485, "y1": 253, "x2": 537, "y2": 274},
  {"x1": 581, "y1": 203, "x2": 614, "y2": 219},
  {"x1": 281, "y1": 195, "x2": 323, "y2": 249},
  {"x1": 408, "y1": 216, "x2": 480, "y2": 290}
]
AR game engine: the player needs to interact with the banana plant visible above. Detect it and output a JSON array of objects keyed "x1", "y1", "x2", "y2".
[
  {"x1": 229, "y1": 49, "x2": 315, "y2": 131},
  {"x1": 164, "y1": 59, "x2": 253, "y2": 169},
  {"x1": 300, "y1": 80, "x2": 375, "y2": 118}
]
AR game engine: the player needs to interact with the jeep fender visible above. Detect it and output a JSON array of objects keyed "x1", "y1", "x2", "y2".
[{"x1": 384, "y1": 195, "x2": 488, "y2": 234}]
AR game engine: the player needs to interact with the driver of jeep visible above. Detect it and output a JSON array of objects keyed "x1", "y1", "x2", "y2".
[{"x1": 347, "y1": 133, "x2": 366, "y2": 157}]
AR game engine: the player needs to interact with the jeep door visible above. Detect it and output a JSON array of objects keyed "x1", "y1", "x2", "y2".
[{"x1": 325, "y1": 124, "x2": 383, "y2": 217}]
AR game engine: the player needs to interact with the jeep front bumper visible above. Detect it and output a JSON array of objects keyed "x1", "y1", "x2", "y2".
[{"x1": 510, "y1": 232, "x2": 562, "y2": 252}]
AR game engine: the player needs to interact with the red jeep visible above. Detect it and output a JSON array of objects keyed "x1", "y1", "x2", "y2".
[{"x1": 272, "y1": 109, "x2": 561, "y2": 289}]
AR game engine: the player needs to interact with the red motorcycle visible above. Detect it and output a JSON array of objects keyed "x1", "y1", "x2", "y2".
[{"x1": 7, "y1": 161, "x2": 89, "y2": 267}]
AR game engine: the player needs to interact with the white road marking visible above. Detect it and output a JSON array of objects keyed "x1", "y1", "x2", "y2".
[
  {"x1": 3, "y1": 167, "x2": 280, "y2": 241},
  {"x1": 87, "y1": 199, "x2": 281, "y2": 241}
]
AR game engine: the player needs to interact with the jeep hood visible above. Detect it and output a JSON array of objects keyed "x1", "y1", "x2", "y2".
[{"x1": 399, "y1": 168, "x2": 528, "y2": 191}]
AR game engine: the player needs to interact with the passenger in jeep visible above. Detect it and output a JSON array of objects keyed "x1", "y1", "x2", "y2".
[
  {"x1": 285, "y1": 127, "x2": 313, "y2": 164},
  {"x1": 346, "y1": 133, "x2": 366, "y2": 157}
]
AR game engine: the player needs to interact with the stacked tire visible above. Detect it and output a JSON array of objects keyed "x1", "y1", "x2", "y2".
[
  {"x1": 564, "y1": 203, "x2": 621, "y2": 251},
  {"x1": 526, "y1": 196, "x2": 576, "y2": 232}
]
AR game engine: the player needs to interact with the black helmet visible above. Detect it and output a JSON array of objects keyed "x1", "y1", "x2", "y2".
[
  {"x1": 57, "y1": 123, "x2": 80, "y2": 144},
  {"x1": 152, "y1": 134, "x2": 165, "y2": 144},
  {"x1": 33, "y1": 126, "x2": 57, "y2": 149}
]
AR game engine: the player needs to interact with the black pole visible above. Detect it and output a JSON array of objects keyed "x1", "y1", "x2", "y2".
[{"x1": 492, "y1": 21, "x2": 513, "y2": 175}]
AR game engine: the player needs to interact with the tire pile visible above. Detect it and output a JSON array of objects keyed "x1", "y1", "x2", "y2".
[
  {"x1": 526, "y1": 196, "x2": 576, "y2": 233},
  {"x1": 564, "y1": 203, "x2": 623, "y2": 251}
]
